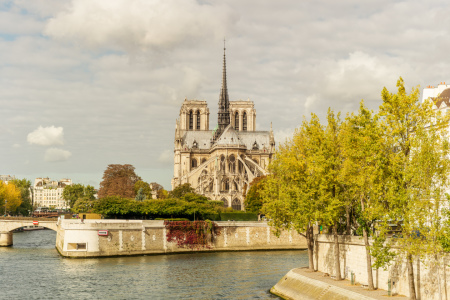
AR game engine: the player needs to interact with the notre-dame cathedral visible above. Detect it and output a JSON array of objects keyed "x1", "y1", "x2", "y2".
[{"x1": 171, "y1": 46, "x2": 275, "y2": 210}]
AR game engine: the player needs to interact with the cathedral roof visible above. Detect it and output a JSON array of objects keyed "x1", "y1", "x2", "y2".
[
  {"x1": 214, "y1": 125, "x2": 245, "y2": 147},
  {"x1": 182, "y1": 131, "x2": 214, "y2": 150},
  {"x1": 237, "y1": 131, "x2": 272, "y2": 150},
  {"x1": 181, "y1": 126, "x2": 272, "y2": 151}
]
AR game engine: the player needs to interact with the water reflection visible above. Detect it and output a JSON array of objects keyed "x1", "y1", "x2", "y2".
[{"x1": 1, "y1": 230, "x2": 308, "y2": 299}]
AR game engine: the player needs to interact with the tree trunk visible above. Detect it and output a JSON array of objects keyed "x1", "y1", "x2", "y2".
[
  {"x1": 314, "y1": 237, "x2": 319, "y2": 271},
  {"x1": 416, "y1": 257, "x2": 421, "y2": 300},
  {"x1": 306, "y1": 223, "x2": 315, "y2": 270},
  {"x1": 346, "y1": 206, "x2": 351, "y2": 235},
  {"x1": 333, "y1": 223, "x2": 342, "y2": 280},
  {"x1": 362, "y1": 227, "x2": 375, "y2": 290},
  {"x1": 444, "y1": 256, "x2": 447, "y2": 300},
  {"x1": 407, "y1": 253, "x2": 417, "y2": 300},
  {"x1": 360, "y1": 197, "x2": 374, "y2": 290}
]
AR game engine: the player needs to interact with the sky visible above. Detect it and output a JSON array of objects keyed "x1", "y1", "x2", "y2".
[{"x1": 1, "y1": 0, "x2": 450, "y2": 190}]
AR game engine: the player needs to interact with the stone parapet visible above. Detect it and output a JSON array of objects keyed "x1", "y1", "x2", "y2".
[
  {"x1": 314, "y1": 234, "x2": 448, "y2": 300},
  {"x1": 56, "y1": 220, "x2": 307, "y2": 258}
]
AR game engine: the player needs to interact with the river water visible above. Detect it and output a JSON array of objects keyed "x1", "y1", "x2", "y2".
[{"x1": 0, "y1": 230, "x2": 308, "y2": 300}]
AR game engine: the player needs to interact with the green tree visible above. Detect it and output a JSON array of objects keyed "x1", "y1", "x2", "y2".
[
  {"x1": 63, "y1": 183, "x2": 96, "y2": 208},
  {"x1": 262, "y1": 113, "x2": 329, "y2": 271},
  {"x1": 169, "y1": 183, "x2": 195, "y2": 199},
  {"x1": 244, "y1": 176, "x2": 267, "y2": 214},
  {"x1": 72, "y1": 196, "x2": 96, "y2": 213},
  {"x1": 10, "y1": 178, "x2": 32, "y2": 216},
  {"x1": 340, "y1": 102, "x2": 386, "y2": 289},
  {"x1": 157, "y1": 189, "x2": 169, "y2": 199},
  {"x1": 316, "y1": 109, "x2": 346, "y2": 280},
  {"x1": 98, "y1": 164, "x2": 142, "y2": 199},
  {"x1": 134, "y1": 180, "x2": 152, "y2": 200},
  {"x1": 375, "y1": 78, "x2": 450, "y2": 299}
]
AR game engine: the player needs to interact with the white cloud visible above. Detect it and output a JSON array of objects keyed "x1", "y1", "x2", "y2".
[
  {"x1": 158, "y1": 149, "x2": 172, "y2": 164},
  {"x1": 44, "y1": 148, "x2": 72, "y2": 162},
  {"x1": 27, "y1": 126, "x2": 64, "y2": 146},
  {"x1": 44, "y1": 0, "x2": 237, "y2": 52}
]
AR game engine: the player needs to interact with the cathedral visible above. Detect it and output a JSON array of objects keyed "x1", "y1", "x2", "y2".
[{"x1": 171, "y1": 47, "x2": 275, "y2": 210}]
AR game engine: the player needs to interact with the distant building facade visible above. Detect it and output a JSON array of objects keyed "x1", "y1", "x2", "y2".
[
  {"x1": 32, "y1": 178, "x2": 72, "y2": 209},
  {"x1": 0, "y1": 175, "x2": 15, "y2": 183},
  {"x1": 422, "y1": 82, "x2": 450, "y2": 107},
  {"x1": 171, "y1": 47, "x2": 275, "y2": 210}
]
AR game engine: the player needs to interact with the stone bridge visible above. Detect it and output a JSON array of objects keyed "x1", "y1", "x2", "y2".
[{"x1": 0, "y1": 218, "x2": 58, "y2": 246}]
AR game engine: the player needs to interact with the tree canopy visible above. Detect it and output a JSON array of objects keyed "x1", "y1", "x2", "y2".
[
  {"x1": 261, "y1": 78, "x2": 450, "y2": 296},
  {"x1": 0, "y1": 181, "x2": 21, "y2": 215},
  {"x1": 9, "y1": 178, "x2": 32, "y2": 215},
  {"x1": 63, "y1": 183, "x2": 96, "y2": 208},
  {"x1": 244, "y1": 175, "x2": 267, "y2": 214},
  {"x1": 98, "y1": 164, "x2": 142, "y2": 199}
]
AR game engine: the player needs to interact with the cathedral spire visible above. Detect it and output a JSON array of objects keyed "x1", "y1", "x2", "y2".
[{"x1": 216, "y1": 40, "x2": 230, "y2": 138}]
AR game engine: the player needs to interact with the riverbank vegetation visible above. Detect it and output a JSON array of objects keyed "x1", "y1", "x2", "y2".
[{"x1": 261, "y1": 78, "x2": 450, "y2": 299}]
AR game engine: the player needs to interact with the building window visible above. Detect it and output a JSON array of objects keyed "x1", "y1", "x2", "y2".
[
  {"x1": 235, "y1": 112, "x2": 239, "y2": 130},
  {"x1": 189, "y1": 110, "x2": 193, "y2": 130},
  {"x1": 220, "y1": 155, "x2": 226, "y2": 171},
  {"x1": 196, "y1": 110, "x2": 201, "y2": 130},
  {"x1": 191, "y1": 158, "x2": 198, "y2": 169},
  {"x1": 243, "y1": 112, "x2": 247, "y2": 131},
  {"x1": 232, "y1": 199, "x2": 241, "y2": 210},
  {"x1": 222, "y1": 198, "x2": 228, "y2": 207},
  {"x1": 229, "y1": 155, "x2": 236, "y2": 173},
  {"x1": 222, "y1": 179, "x2": 229, "y2": 191}
]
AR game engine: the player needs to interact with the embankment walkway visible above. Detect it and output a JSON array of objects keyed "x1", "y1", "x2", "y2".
[{"x1": 271, "y1": 268, "x2": 406, "y2": 300}]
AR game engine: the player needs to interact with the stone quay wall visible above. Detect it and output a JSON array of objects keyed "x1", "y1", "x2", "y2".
[
  {"x1": 56, "y1": 219, "x2": 307, "y2": 258},
  {"x1": 315, "y1": 234, "x2": 450, "y2": 299}
]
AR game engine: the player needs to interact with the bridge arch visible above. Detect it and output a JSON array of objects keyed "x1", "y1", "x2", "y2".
[{"x1": 0, "y1": 219, "x2": 58, "y2": 247}]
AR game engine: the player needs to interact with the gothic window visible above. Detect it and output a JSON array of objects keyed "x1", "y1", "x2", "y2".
[
  {"x1": 189, "y1": 110, "x2": 193, "y2": 130},
  {"x1": 229, "y1": 155, "x2": 236, "y2": 173},
  {"x1": 222, "y1": 178, "x2": 230, "y2": 191},
  {"x1": 235, "y1": 112, "x2": 239, "y2": 130},
  {"x1": 191, "y1": 158, "x2": 198, "y2": 169},
  {"x1": 220, "y1": 155, "x2": 226, "y2": 171},
  {"x1": 232, "y1": 198, "x2": 241, "y2": 210},
  {"x1": 222, "y1": 198, "x2": 228, "y2": 207},
  {"x1": 243, "y1": 112, "x2": 247, "y2": 131},
  {"x1": 196, "y1": 110, "x2": 200, "y2": 130},
  {"x1": 201, "y1": 158, "x2": 207, "y2": 164}
]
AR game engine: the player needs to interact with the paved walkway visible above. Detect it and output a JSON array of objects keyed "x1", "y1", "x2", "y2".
[{"x1": 292, "y1": 268, "x2": 406, "y2": 299}]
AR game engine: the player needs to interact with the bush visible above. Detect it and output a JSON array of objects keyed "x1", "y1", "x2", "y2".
[{"x1": 220, "y1": 212, "x2": 258, "y2": 221}]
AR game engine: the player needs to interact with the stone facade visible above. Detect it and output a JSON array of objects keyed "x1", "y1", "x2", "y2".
[
  {"x1": 53, "y1": 220, "x2": 306, "y2": 258},
  {"x1": 171, "y1": 47, "x2": 275, "y2": 209},
  {"x1": 32, "y1": 177, "x2": 72, "y2": 209}
]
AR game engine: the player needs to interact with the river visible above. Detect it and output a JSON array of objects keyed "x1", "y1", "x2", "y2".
[{"x1": 0, "y1": 229, "x2": 308, "y2": 299}]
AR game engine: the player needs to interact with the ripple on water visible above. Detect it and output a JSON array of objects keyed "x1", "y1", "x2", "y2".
[{"x1": 0, "y1": 230, "x2": 308, "y2": 299}]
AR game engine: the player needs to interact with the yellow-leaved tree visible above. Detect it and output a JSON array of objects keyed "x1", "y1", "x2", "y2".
[
  {"x1": 0, "y1": 181, "x2": 22, "y2": 215},
  {"x1": 376, "y1": 77, "x2": 450, "y2": 300}
]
